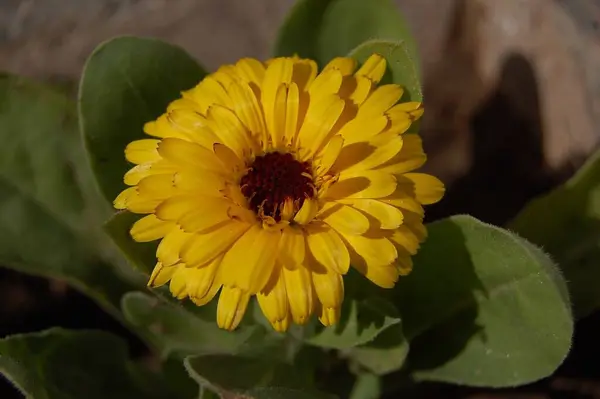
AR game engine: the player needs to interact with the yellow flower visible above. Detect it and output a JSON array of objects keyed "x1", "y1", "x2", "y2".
[{"x1": 114, "y1": 54, "x2": 444, "y2": 332}]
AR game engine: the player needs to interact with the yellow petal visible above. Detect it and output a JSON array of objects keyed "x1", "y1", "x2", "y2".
[
  {"x1": 384, "y1": 108, "x2": 412, "y2": 135},
  {"x1": 360, "y1": 263, "x2": 400, "y2": 288},
  {"x1": 257, "y1": 268, "x2": 289, "y2": 332},
  {"x1": 355, "y1": 54, "x2": 387, "y2": 83},
  {"x1": 283, "y1": 83, "x2": 300, "y2": 146},
  {"x1": 235, "y1": 58, "x2": 266, "y2": 86},
  {"x1": 305, "y1": 223, "x2": 350, "y2": 274},
  {"x1": 190, "y1": 279, "x2": 222, "y2": 306},
  {"x1": 148, "y1": 262, "x2": 176, "y2": 287},
  {"x1": 380, "y1": 187, "x2": 424, "y2": 216},
  {"x1": 341, "y1": 233, "x2": 397, "y2": 267},
  {"x1": 343, "y1": 199, "x2": 404, "y2": 230},
  {"x1": 270, "y1": 83, "x2": 288, "y2": 148},
  {"x1": 390, "y1": 225, "x2": 420, "y2": 255},
  {"x1": 213, "y1": 143, "x2": 245, "y2": 173},
  {"x1": 156, "y1": 227, "x2": 190, "y2": 266},
  {"x1": 156, "y1": 195, "x2": 211, "y2": 221},
  {"x1": 158, "y1": 138, "x2": 222, "y2": 172},
  {"x1": 325, "y1": 171, "x2": 397, "y2": 199},
  {"x1": 376, "y1": 134, "x2": 426, "y2": 174},
  {"x1": 337, "y1": 115, "x2": 388, "y2": 145},
  {"x1": 124, "y1": 161, "x2": 178, "y2": 186},
  {"x1": 262, "y1": 58, "x2": 294, "y2": 147},
  {"x1": 296, "y1": 94, "x2": 345, "y2": 157},
  {"x1": 181, "y1": 221, "x2": 250, "y2": 267},
  {"x1": 186, "y1": 256, "x2": 222, "y2": 300},
  {"x1": 350, "y1": 76, "x2": 372, "y2": 105},
  {"x1": 114, "y1": 187, "x2": 137, "y2": 209},
  {"x1": 315, "y1": 134, "x2": 344, "y2": 177},
  {"x1": 358, "y1": 85, "x2": 403, "y2": 119},
  {"x1": 130, "y1": 214, "x2": 175, "y2": 242},
  {"x1": 220, "y1": 224, "x2": 281, "y2": 293},
  {"x1": 317, "y1": 304, "x2": 341, "y2": 326},
  {"x1": 397, "y1": 250, "x2": 414, "y2": 276},
  {"x1": 173, "y1": 170, "x2": 226, "y2": 195},
  {"x1": 183, "y1": 76, "x2": 232, "y2": 114},
  {"x1": 293, "y1": 198, "x2": 319, "y2": 225},
  {"x1": 308, "y1": 69, "x2": 343, "y2": 100},
  {"x1": 206, "y1": 105, "x2": 259, "y2": 157},
  {"x1": 217, "y1": 286, "x2": 250, "y2": 330},
  {"x1": 283, "y1": 266, "x2": 314, "y2": 325},
  {"x1": 292, "y1": 59, "x2": 318, "y2": 91},
  {"x1": 388, "y1": 101, "x2": 422, "y2": 112},
  {"x1": 160, "y1": 196, "x2": 230, "y2": 233},
  {"x1": 227, "y1": 80, "x2": 266, "y2": 144},
  {"x1": 137, "y1": 174, "x2": 177, "y2": 199},
  {"x1": 125, "y1": 139, "x2": 161, "y2": 165},
  {"x1": 165, "y1": 109, "x2": 219, "y2": 147},
  {"x1": 401, "y1": 173, "x2": 446, "y2": 205},
  {"x1": 318, "y1": 202, "x2": 370, "y2": 235},
  {"x1": 114, "y1": 187, "x2": 161, "y2": 213},
  {"x1": 169, "y1": 266, "x2": 192, "y2": 299},
  {"x1": 323, "y1": 57, "x2": 357, "y2": 76},
  {"x1": 278, "y1": 227, "x2": 306, "y2": 269},
  {"x1": 311, "y1": 267, "x2": 344, "y2": 309},
  {"x1": 334, "y1": 136, "x2": 403, "y2": 174}
]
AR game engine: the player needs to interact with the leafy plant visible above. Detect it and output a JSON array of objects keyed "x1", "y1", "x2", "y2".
[{"x1": 0, "y1": 0, "x2": 595, "y2": 398}]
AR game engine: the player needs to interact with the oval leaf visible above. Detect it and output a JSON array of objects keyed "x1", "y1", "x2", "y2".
[
  {"x1": 509, "y1": 149, "x2": 600, "y2": 318},
  {"x1": 0, "y1": 328, "x2": 176, "y2": 398},
  {"x1": 79, "y1": 36, "x2": 206, "y2": 203},
  {"x1": 395, "y1": 215, "x2": 573, "y2": 387}
]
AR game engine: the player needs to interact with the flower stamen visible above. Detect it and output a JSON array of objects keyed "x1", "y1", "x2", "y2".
[{"x1": 239, "y1": 152, "x2": 315, "y2": 222}]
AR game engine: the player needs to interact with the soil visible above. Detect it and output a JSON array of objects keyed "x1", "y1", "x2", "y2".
[{"x1": 1, "y1": 0, "x2": 600, "y2": 398}]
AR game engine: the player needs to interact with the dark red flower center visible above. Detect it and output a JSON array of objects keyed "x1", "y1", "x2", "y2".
[{"x1": 240, "y1": 152, "x2": 314, "y2": 221}]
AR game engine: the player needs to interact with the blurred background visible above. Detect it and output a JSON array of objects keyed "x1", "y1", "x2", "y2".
[{"x1": 1, "y1": 0, "x2": 600, "y2": 397}]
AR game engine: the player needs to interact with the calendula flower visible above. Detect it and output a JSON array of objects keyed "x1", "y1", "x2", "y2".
[{"x1": 114, "y1": 54, "x2": 444, "y2": 332}]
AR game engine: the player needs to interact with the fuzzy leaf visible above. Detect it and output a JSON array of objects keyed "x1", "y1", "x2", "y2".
[
  {"x1": 396, "y1": 215, "x2": 573, "y2": 387},
  {"x1": 509, "y1": 150, "x2": 600, "y2": 318},
  {"x1": 79, "y1": 36, "x2": 206, "y2": 203},
  {"x1": 0, "y1": 328, "x2": 177, "y2": 399}
]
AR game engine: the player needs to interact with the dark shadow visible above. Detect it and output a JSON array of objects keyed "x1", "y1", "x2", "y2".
[{"x1": 427, "y1": 52, "x2": 559, "y2": 226}]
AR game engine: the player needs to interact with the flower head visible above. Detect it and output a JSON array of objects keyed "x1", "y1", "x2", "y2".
[{"x1": 114, "y1": 54, "x2": 444, "y2": 331}]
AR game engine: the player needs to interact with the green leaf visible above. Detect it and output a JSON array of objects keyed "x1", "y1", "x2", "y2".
[
  {"x1": 274, "y1": 0, "x2": 419, "y2": 75},
  {"x1": 349, "y1": 40, "x2": 422, "y2": 102},
  {"x1": 348, "y1": 324, "x2": 409, "y2": 375},
  {"x1": 185, "y1": 354, "x2": 334, "y2": 399},
  {"x1": 0, "y1": 328, "x2": 176, "y2": 398},
  {"x1": 395, "y1": 215, "x2": 573, "y2": 387},
  {"x1": 243, "y1": 387, "x2": 335, "y2": 399},
  {"x1": 105, "y1": 211, "x2": 157, "y2": 274},
  {"x1": 307, "y1": 298, "x2": 400, "y2": 349},
  {"x1": 509, "y1": 150, "x2": 600, "y2": 318},
  {"x1": 349, "y1": 374, "x2": 380, "y2": 399},
  {"x1": 122, "y1": 291, "x2": 263, "y2": 359},
  {"x1": 0, "y1": 74, "x2": 142, "y2": 320},
  {"x1": 79, "y1": 36, "x2": 207, "y2": 203}
]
